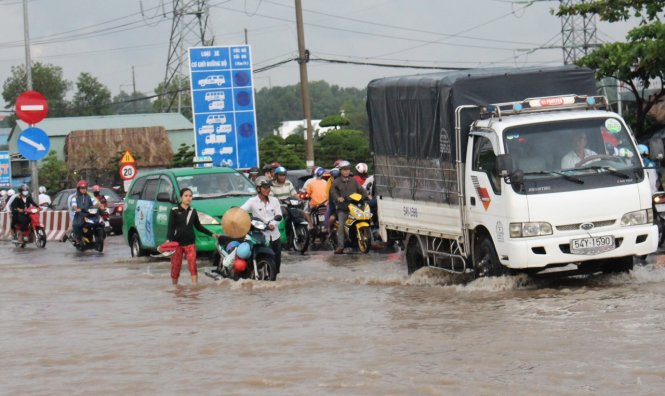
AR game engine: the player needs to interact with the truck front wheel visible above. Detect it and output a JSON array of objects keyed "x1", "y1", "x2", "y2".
[
  {"x1": 473, "y1": 236, "x2": 505, "y2": 277},
  {"x1": 405, "y1": 235, "x2": 425, "y2": 275},
  {"x1": 601, "y1": 256, "x2": 634, "y2": 274}
]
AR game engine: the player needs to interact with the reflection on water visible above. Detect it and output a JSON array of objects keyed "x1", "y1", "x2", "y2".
[{"x1": 1, "y1": 238, "x2": 665, "y2": 394}]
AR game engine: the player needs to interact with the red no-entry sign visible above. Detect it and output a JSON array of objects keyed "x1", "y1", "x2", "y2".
[{"x1": 15, "y1": 90, "x2": 49, "y2": 124}]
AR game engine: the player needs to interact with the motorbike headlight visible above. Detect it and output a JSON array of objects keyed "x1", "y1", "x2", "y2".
[
  {"x1": 509, "y1": 222, "x2": 552, "y2": 238},
  {"x1": 620, "y1": 210, "x2": 650, "y2": 226},
  {"x1": 198, "y1": 211, "x2": 220, "y2": 225}
]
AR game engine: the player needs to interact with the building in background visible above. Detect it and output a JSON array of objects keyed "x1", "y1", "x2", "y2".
[{"x1": 274, "y1": 119, "x2": 335, "y2": 139}]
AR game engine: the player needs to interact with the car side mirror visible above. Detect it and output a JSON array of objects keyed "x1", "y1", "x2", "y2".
[
  {"x1": 156, "y1": 192, "x2": 173, "y2": 203},
  {"x1": 496, "y1": 154, "x2": 513, "y2": 177}
]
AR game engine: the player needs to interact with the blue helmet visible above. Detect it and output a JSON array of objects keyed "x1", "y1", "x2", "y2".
[
  {"x1": 226, "y1": 241, "x2": 240, "y2": 252},
  {"x1": 236, "y1": 242, "x2": 252, "y2": 259},
  {"x1": 638, "y1": 144, "x2": 649, "y2": 156},
  {"x1": 316, "y1": 167, "x2": 326, "y2": 177},
  {"x1": 330, "y1": 168, "x2": 340, "y2": 178},
  {"x1": 274, "y1": 166, "x2": 287, "y2": 175}
]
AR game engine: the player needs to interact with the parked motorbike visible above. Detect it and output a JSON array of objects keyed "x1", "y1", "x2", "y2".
[
  {"x1": 205, "y1": 217, "x2": 278, "y2": 281},
  {"x1": 329, "y1": 192, "x2": 373, "y2": 253},
  {"x1": 12, "y1": 205, "x2": 46, "y2": 249},
  {"x1": 281, "y1": 196, "x2": 310, "y2": 254},
  {"x1": 65, "y1": 208, "x2": 106, "y2": 252},
  {"x1": 653, "y1": 192, "x2": 665, "y2": 247}
]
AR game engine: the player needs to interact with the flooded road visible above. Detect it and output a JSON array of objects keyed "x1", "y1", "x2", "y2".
[{"x1": 2, "y1": 237, "x2": 665, "y2": 395}]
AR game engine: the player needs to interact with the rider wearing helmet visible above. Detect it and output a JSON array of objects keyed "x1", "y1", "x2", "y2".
[
  {"x1": 38, "y1": 185, "x2": 51, "y2": 209},
  {"x1": 271, "y1": 166, "x2": 297, "y2": 200},
  {"x1": 304, "y1": 167, "x2": 329, "y2": 230},
  {"x1": 354, "y1": 162, "x2": 369, "y2": 185},
  {"x1": 240, "y1": 175, "x2": 283, "y2": 278},
  {"x1": 331, "y1": 161, "x2": 368, "y2": 254},
  {"x1": 4, "y1": 188, "x2": 16, "y2": 213},
  {"x1": 639, "y1": 144, "x2": 660, "y2": 194},
  {"x1": 69, "y1": 180, "x2": 100, "y2": 245},
  {"x1": 248, "y1": 166, "x2": 260, "y2": 182},
  {"x1": 10, "y1": 184, "x2": 38, "y2": 241},
  {"x1": 92, "y1": 185, "x2": 108, "y2": 210}
]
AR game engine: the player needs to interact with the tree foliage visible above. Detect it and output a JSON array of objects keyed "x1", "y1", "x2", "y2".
[
  {"x1": 170, "y1": 143, "x2": 195, "y2": 168},
  {"x1": 38, "y1": 151, "x2": 72, "y2": 192},
  {"x1": 314, "y1": 129, "x2": 371, "y2": 170},
  {"x1": 557, "y1": 1, "x2": 665, "y2": 137},
  {"x1": 319, "y1": 114, "x2": 350, "y2": 128},
  {"x1": 153, "y1": 76, "x2": 191, "y2": 120},
  {"x1": 2, "y1": 62, "x2": 71, "y2": 118},
  {"x1": 259, "y1": 135, "x2": 306, "y2": 170},
  {"x1": 72, "y1": 72, "x2": 112, "y2": 116}
]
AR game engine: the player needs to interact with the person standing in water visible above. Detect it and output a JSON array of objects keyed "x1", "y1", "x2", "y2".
[{"x1": 165, "y1": 188, "x2": 218, "y2": 285}]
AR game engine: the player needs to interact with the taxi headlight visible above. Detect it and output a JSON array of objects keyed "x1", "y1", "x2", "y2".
[
  {"x1": 509, "y1": 222, "x2": 552, "y2": 238},
  {"x1": 198, "y1": 211, "x2": 220, "y2": 225},
  {"x1": 620, "y1": 210, "x2": 649, "y2": 226}
]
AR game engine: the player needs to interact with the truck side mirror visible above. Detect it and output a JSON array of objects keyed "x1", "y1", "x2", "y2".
[
  {"x1": 496, "y1": 154, "x2": 513, "y2": 177},
  {"x1": 156, "y1": 192, "x2": 173, "y2": 203}
]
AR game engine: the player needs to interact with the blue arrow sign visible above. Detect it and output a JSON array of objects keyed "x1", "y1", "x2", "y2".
[
  {"x1": 18, "y1": 127, "x2": 50, "y2": 161},
  {"x1": 188, "y1": 45, "x2": 259, "y2": 169}
]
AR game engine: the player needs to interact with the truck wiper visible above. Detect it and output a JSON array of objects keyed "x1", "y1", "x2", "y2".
[
  {"x1": 522, "y1": 171, "x2": 584, "y2": 184},
  {"x1": 576, "y1": 166, "x2": 630, "y2": 179}
]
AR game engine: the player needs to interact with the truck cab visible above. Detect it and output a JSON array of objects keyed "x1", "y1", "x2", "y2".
[{"x1": 465, "y1": 96, "x2": 656, "y2": 275}]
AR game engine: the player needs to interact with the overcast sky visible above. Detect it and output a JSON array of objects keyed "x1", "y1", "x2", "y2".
[{"x1": 0, "y1": 0, "x2": 641, "y2": 110}]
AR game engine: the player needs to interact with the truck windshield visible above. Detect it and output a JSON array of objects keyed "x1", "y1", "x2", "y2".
[
  {"x1": 176, "y1": 172, "x2": 255, "y2": 199},
  {"x1": 503, "y1": 117, "x2": 640, "y2": 178}
]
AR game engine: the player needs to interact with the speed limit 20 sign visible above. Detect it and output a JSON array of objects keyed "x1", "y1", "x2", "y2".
[{"x1": 119, "y1": 163, "x2": 137, "y2": 180}]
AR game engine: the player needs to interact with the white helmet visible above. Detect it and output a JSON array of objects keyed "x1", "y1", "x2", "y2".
[
  {"x1": 0, "y1": 190, "x2": 5, "y2": 197},
  {"x1": 7, "y1": 189, "x2": 15, "y2": 196},
  {"x1": 39, "y1": 186, "x2": 46, "y2": 194},
  {"x1": 355, "y1": 162, "x2": 368, "y2": 174}
]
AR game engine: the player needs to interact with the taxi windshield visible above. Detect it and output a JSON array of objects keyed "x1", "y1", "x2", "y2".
[
  {"x1": 503, "y1": 117, "x2": 640, "y2": 178},
  {"x1": 176, "y1": 172, "x2": 255, "y2": 199}
]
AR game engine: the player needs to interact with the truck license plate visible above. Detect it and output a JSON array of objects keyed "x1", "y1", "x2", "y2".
[{"x1": 570, "y1": 236, "x2": 615, "y2": 255}]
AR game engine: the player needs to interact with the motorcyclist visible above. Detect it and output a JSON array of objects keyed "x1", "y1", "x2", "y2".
[
  {"x1": 38, "y1": 186, "x2": 51, "y2": 209},
  {"x1": 4, "y1": 188, "x2": 16, "y2": 212},
  {"x1": 271, "y1": 166, "x2": 297, "y2": 200},
  {"x1": 70, "y1": 180, "x2": 99, "y2": 245},
  {"x1": 262, "y1": 162, "x2": 281, "y2": 181},
  {"x1": 354, "y1": 162, "x2": 369, "y2": 186},
  {"x1": 326, "y1": 167, "x2": 340, "y2": 236},
  {"x1": 240, "y1": 176, "x2": 283, "y2": 277},
  {"x1": 331, "y1": 161, "x2": 368, "y2": 254},
  {"x1": 10, "y1": 184, "x2": 38, "y2": 241},
  {"x1": 639, "y1": 144, "x2": 660, "y2": 194},
  {"x1": 92, "y1": 185, "x2": 108, "y2": 210},
  {"x1": 0, "y1": 190, "x2": 6, "y2": 211},
  {"x1": 248, "y1": 166, "x2": 260, "y2": 182},
  {"x1": 304, "y1": 167, "x2": 328, "y2": 230},
  {"x1": 301, "y1": 166, "x2": 320, "y2": 192}
]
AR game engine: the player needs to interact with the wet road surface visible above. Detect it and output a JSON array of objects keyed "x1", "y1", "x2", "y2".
[{"x1": 2, "y1": 236, "x2": 665, "y2": 394}]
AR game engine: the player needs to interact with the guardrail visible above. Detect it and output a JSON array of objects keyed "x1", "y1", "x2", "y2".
[{"x1": 0, "y1": 210, "x2": 71, "y2": 241}]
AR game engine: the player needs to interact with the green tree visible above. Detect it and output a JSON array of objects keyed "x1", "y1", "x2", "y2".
[
  {"x1": 171, "y1": 143, "x2": 195, "y2": 168},
  {"x1": 556, "y1": 1, "x2": 665, "y2": 138},
  {"x1": 38, "y1": 151, "x2": 72, "y2": 192},
  {"x1": 2, "y1": 62, "x2": 71, "y2": 119},
  {"x1": 314, "y1": 129, "x2": 371, "y2": 170},
  {"x1": 111, "y1": 90, "x2": 154, "y2": 114},
  {"x1": 319, "y1": 114, "x2": 350, "y2": 129},
  {"x1": 153, "y1": 76, "x2": 192, "y2": 120},
  {"x1": 259, "y1": 135, "x2": 305, "y2": 170},
  {"x1": 71, "y1": 72, "x2": 112, "y2": 116}
]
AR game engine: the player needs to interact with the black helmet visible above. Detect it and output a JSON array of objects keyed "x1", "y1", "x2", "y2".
[
  {"x1": 249, "y1": 166, "x2": 259, "y2": 175},
  {"x1": 19, "y1": 183, "x2": 29, "y2": 192}
]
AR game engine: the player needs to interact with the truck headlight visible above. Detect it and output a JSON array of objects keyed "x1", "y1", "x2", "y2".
[
  {"x1": 509, "y1": 222, "x2": 552, "y2": 238},
  {"x1": 198, "y1": 211, "x2": 220, "y2": 225},
  {"x1": 620, "y1": 210, "x2": 650, "y2": 226}
]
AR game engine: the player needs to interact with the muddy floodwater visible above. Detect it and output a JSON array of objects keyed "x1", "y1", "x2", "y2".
[{"x1": 2, "y1": 237, "x2": 665, "y2": 395}]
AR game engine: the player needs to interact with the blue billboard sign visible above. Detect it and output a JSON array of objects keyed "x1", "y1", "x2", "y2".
[
  {"x1": 188, "y1": 45, "x2": 259, "y2": 169},
  {"x1": 0, "y1": 151, "x2": 11, "y2": 187}
]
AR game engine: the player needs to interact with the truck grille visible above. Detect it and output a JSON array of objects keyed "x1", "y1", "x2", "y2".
[{"x1": 555, "y1": 219, "x2": 615, "y2": 232}]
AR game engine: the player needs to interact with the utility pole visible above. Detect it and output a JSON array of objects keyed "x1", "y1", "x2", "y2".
[
  {"x1": 244, "y1": 28, "x2": 248, "y2": 44},
  {"x1": 23, "y1": 0, "x2": 39, "y2": 198},
  {"x1": 132, "y1": 66, "x2": 137, "y2": 112},
  {"x1": 294, "y1": 0, "x2": 314, "y2": 167}
]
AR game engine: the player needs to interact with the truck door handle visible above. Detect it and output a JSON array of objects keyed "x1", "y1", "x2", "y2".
[{"x1": 470, "y1": 197, "x2": 476, "y2": 206}]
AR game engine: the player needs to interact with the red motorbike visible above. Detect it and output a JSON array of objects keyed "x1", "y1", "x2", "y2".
[{"x1": 13, "y1": 205, "x2": 47, "y2": 248}]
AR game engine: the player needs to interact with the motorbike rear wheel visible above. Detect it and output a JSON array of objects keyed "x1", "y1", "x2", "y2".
[
  {"x1": 292, "y1": 224, "x2": 310, "y2": 254},
  {"x1": 357, "y1": 226, "x2": 372, "y2": 254},
  {"x1": 94, "y1": 228, "x2": 105, "y2": 252},
  {"x1": 252, "y1": 256, "x2": 277, "y2": 281},
  {"x1": 34, "y1": 228, "x2": 47, "y2": 248}
]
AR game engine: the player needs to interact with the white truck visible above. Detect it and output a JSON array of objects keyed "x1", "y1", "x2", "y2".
[{"x1": 367, "y1": 66, "x2": 657, "y2": 277}]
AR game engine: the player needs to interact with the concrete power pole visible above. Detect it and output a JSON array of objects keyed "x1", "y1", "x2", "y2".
[
  {"x1": 23, "y1": 0, "x2": 39, "y2": 198},
  {"x1": 560, "y1": 0, "x2": 598, "y2": 65},
  {"x1": 294, "y1": 0, "x2": 315, "y2": 167}
]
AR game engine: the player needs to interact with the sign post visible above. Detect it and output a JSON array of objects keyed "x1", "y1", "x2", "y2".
[
  {"x1": 119, "y1": 150, "x2": 137, "y2": 193},
  {"x1": 15, "y1": 90, "x2": 49, "y2": 197},
  {"x1": 188, "y1": 45, "x2": 259, "y2": 169}
]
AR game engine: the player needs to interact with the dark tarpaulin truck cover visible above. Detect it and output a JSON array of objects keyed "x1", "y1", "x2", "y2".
[{"x1": 367, "y1": 65, "x2": 597, "y2": 204}]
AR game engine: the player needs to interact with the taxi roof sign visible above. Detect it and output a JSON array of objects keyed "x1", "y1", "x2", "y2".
[{"x1": 120, "y1": 150, "x2": 135, "y2": 164}]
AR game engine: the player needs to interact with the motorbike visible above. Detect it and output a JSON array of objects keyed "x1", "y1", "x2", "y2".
[
  {"x1": 12, "y1": 205, "x2": 46, "y2": 249},
  {"x1": 653, "y1": 192, "x2": 665, "y2": 247},
  {"x1": 205, "y1": 217, "x2": 278, "y2": 281},
  {"x1": 65, "y1": 208, "x2": 106, "y2": 252},
  {"x1": 309, "y1": 200, "x2": 330, "y2": 249},
  {"x1": 281, "y1": 195, "x2": 310, "y2": 254},
  {"x1": 329, "y1": 192, "x2": 373, "y2": 253}
]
